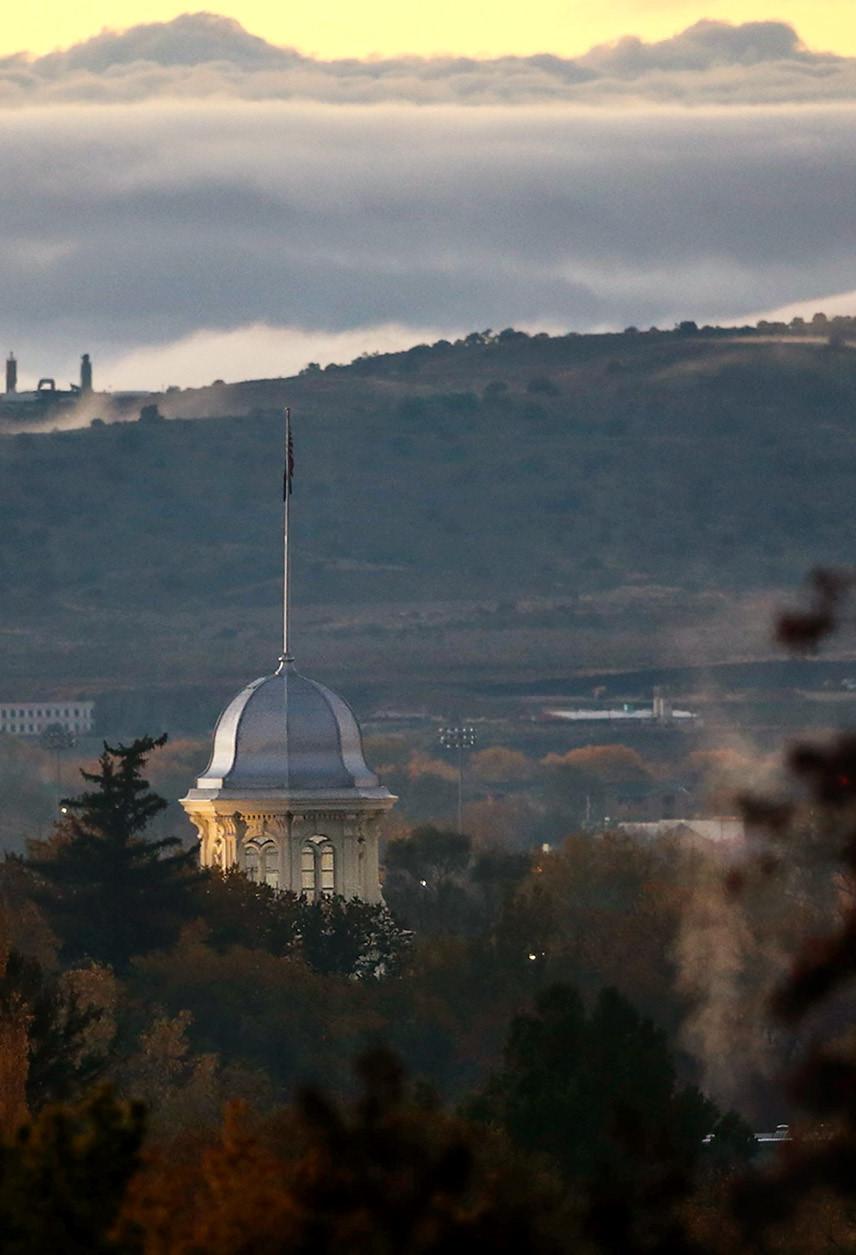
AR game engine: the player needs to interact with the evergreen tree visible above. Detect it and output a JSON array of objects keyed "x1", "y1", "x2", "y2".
[
  {"x1": 469, "y1": 983, "x2": 755, "y2": 1251},
  {"x1": 471, "y1": 983, "x2": 723, "y2": 1181},
  {"x1": 27, "y1": 735, "x2": 198, "y2": 972}
]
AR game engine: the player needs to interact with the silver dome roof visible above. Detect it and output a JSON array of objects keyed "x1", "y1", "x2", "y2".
[{"x1": 189, "y1": 662, "x2": 389, "y2": 799}]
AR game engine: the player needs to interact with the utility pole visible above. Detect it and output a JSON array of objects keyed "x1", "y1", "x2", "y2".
[{"x1": 438, "y1": 723, "x2": 478, "y2": 833}]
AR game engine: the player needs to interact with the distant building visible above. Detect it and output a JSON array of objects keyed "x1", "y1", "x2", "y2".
[
  {"x1": 369, "y1": 707, "x2": 434, "y2": 724},
  {"x1": 618, "y1": 817, "x2": 745, "y2": 844},
  {"x1": 0, "y1": 701, "x2": 94, "y2": 738},
  {"x1": 0, "y1": 352, "x2": 95, "y2": 419},
  {"x1": 546, "y1": 686, "x2": 695, "y2": 725},
  {"x1": 546, "y1": 705, "x2": 696, "y2": 723}
]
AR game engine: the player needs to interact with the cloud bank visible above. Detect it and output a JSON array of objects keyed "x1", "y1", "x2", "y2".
[
  {"x1": 2, "y1": 98, "x2": 855, "y2": 388},
  {"x1": 1, "y1": 12, "x2": 855, "y2": 108},
  {"x1": 1, "y1": 15, "x2": 856, "y2": 388}
]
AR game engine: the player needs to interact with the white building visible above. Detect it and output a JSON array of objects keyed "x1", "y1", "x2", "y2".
[
  {"x1": 180, "y1": 411, "x2": 395, "y2": 902},
  {"x1": 618, "y1": 817, "x2": 745, "y2": 844},
  {"x1": 181, "y1": 663, "x2": 394, "y2": 901},
  {"x1": 0, "y1": 700, "x2": 94, "y2": 738}
]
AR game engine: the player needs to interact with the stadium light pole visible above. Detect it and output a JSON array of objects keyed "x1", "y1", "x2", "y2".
[
  {"x1": 438, "y1": 723, "x2": 478, "y2": 833},
  {"x1": 39, "y1": 724, "x2": 76, "y2": 805}
]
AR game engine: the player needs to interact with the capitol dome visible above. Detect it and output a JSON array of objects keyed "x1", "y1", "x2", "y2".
[
  {"x1": 181, "y1": 655, "x2": 395, "y2": 902},
  {"x1": 186, "y1": 661, "x2": 390, "y2": 801},
  {"x1": 180, "y1": 409, "x2": 395, "y2": 902}
]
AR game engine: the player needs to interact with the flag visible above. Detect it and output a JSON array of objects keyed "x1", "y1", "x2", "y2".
[{"x1": 284, "y1": 409, "x2": 294, "y2": 498}]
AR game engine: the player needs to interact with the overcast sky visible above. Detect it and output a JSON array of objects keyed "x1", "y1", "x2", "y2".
[{"x1": 4, "y1": 13, "x2": 856, "y2": 389}]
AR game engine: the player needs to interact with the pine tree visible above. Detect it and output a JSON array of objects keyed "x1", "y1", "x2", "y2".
[
  {"x1": 470, "y1": 982, "x2": 729, "y2": 1181},
  {"x1": 27, "y1": 735, "x2": 198, "y2": 972}
]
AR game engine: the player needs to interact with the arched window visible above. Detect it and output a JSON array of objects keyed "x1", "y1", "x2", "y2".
[
  {"x1": 262, "y1": 842, "x2": 279, "y2": 889},
  {"x1": 301, "y1": 836, "x2": 335, "y2": 899},
  {"x1": 244, "y1": 843, "x2": 260, "y2": 882}
]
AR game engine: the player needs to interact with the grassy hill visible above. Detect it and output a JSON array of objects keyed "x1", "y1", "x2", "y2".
[{"x1": 1, "y1": 326, "x2": 854, "y2": 725}]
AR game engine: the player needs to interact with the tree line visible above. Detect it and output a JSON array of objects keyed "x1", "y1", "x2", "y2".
[{"x1": 1, "y1": 564, "x2": 856, "y2": 1251}]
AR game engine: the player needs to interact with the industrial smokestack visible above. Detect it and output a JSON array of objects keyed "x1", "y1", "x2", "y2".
[
  {"x1": 80, "y1": 353, "x2": 92, "y2": 394},
  {"x1": 5, "y1": 353, "x2": 16, "y2": 395}
]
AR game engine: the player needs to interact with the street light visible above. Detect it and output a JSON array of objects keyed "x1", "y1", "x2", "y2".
[{"x1": 438, "y1": 722, "x2": 478, "y2": 833}]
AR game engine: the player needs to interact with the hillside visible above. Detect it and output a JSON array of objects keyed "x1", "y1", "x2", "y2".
[{"x1": 2, "y1": 326, "x2": 855, "y2": 725}]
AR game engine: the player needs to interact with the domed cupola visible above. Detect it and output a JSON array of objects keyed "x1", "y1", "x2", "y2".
[
  {"x1": 180, "y1": 410, "x2": 395, "y2": 902},
  {"x1": 187, "y1": 662, "x2": 389, "y2": 799}
]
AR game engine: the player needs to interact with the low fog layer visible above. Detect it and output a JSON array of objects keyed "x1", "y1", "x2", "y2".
[{"x1": 2, "y1": 13, "x2": 856, "y2": 106}]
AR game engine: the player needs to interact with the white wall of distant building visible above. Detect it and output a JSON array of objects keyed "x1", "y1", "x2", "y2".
[{"x1": 0, "y1": 701, "x2": 94, "y2": 737}]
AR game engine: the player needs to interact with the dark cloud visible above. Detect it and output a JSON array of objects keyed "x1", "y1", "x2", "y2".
[
  {"x1": 1, "y1": 100, "x2": 856, "y2": 384},
  {"x1": 1, "y1": 13, "x2": 855, "y2": 107},
  {"x1": 37, "y1": 13, "x2": 294, "y2": 73},
  {"x1": 1, "y1": 15, "x2": 855, "y2": 386},
  {"x1": 580, "y1": 19, "x2": 809, "y2": 75}
]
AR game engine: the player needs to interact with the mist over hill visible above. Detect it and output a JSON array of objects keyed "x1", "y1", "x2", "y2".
[{"x1": 2, "y1": 325, "x2": 854, "y2": 721}]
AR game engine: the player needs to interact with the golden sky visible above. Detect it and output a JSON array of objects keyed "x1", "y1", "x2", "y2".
[{"x1": 5, "y1": 0, "x2": 856, "y2": 60}]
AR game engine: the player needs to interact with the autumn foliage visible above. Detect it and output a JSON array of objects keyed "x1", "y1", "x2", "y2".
[{"x1": 1, "y1": 575, "x2": 856, "y2": 1248}]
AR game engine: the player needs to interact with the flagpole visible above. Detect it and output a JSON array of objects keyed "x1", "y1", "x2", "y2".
[{"x1": 281, "y1": 407, "x2": 292, "y2": 664}]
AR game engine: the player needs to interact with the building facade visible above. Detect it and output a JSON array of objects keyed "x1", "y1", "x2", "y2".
[{"x1": 0, "y1": 701, "x2": 94, "y2": 738}]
